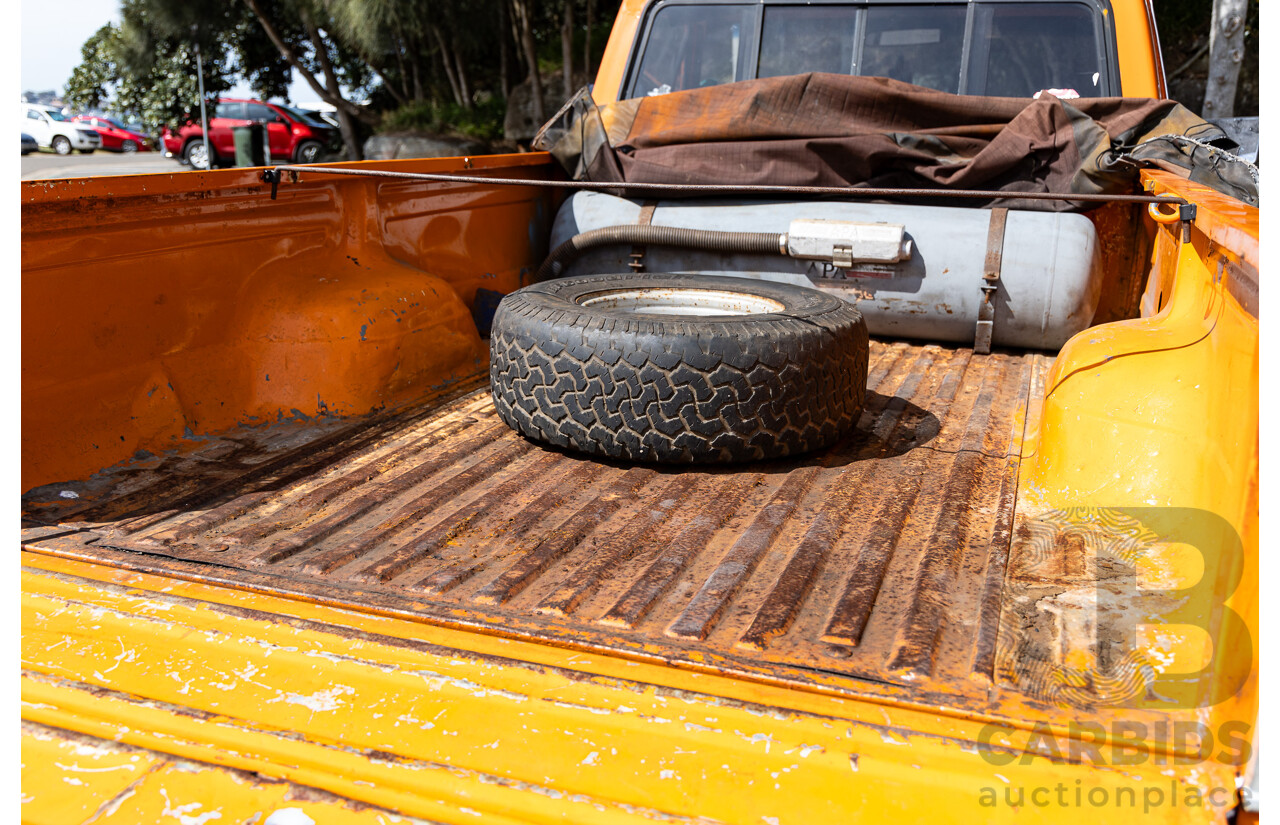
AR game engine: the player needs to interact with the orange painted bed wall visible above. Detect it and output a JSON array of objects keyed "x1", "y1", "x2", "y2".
[{"x1": 21, "y1": 153, "x2": 559, "y2": 491}]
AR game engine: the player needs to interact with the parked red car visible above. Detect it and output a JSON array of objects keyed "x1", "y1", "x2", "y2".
[
  {"x1": 160, "y1": 98, "x2": 340, "y2": 169},
  {"x1": 71, "y1": 115, "x2": 152, "y2": 152}
]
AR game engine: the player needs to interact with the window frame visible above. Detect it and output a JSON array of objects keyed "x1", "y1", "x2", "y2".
[
  {"x1": 964, "y1": 0, "x2": 1115, "y2": 97},
  {"x1": 214, "y1": 102, "x2": 246, "y2": 120},
  {"x1": 627, "y1": 0, "x2": 763, "y2": 98},
  {"x1": 620, "y1": 0, "x2": 1119, "y2": 100},
  {"x1": 244, "y1": 103, "x2": 280, "y2": 122}
]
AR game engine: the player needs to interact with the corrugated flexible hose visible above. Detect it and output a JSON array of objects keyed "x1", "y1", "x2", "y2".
[{"x1": 536, "y1": 225, "x2": 786, "y2": 282}]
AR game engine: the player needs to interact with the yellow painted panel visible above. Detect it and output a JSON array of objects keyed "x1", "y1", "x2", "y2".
[
  {"x1": 1014, "y1": 171, "x2": 1257, "y2": 757},
  {"x1": 92, "y1": 763, "x2": 378, "y2": 825},
  {"x1": 23, "y1": 558, "x2": 1237, "y2": 824},
  {"x1": 21, "y1": 721, "x2": 444, "y2": 825},
  {"x1": 19, "y1": 550, "x2": 1212, "y2": 756},
  {"x1": 21, "y1": 722, "x2": 161, "y2": 825}
]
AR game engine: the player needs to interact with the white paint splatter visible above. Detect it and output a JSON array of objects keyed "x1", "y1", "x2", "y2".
[
  {"x1": 744, "y1": 732, "x2": 776, "y2": 753},
  {"x1": 581, "y1": 751, "x2": 600, "y2": 766},
  {"x1": 158, "y1": 789, "x2": 223, "y2": 825},
  {"x1": 55, "y1": 761, "x2": 134, "y2": 774},
  {"x1": 232, "y1": 664, "x2": 260, "y2": 680},
  {"x1": 264, "y1": 810, "x2": 315, "y2": 825},
  {"x1": 271, "y1": 685, "x2": 354, "y2": 712}
]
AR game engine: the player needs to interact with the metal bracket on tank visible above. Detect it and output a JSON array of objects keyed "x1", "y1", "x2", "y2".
[
  {"x1": 628, "y1": 201, "x2": 659, "y2": 272},
  {"x1": 974, "y1": 207, "x2": 1008, "y2": 355}
]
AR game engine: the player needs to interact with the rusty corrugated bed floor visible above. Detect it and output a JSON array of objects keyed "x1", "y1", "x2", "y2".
[{"x1": 23, "y1": 340, "x2": 1049, "y2": 702}]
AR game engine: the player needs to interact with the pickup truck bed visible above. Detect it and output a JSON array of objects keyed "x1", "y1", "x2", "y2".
[{"x1": 24, "y1": 339, "x2": 1047, "y2": 704}]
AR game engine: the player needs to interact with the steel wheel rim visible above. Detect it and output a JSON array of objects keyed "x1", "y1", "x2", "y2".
[{"x1": 577, "y1": 287, "x2": 785, "y2": 317}]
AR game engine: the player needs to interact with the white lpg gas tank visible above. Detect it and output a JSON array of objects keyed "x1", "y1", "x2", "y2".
[{"x1": 548, "y1": 191, "x2": 1104, "y2": 351}]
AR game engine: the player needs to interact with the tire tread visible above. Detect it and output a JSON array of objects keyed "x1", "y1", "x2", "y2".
[{"x1": 490, "y1": 274, "x2": 868, "y2": 463}]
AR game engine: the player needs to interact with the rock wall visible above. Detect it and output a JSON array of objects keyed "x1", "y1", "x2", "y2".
[
  {"x1": 363, "y1": 134, "x2": 489, "y2": 160},
  {"x1": 504, "y1": 69, "x2": 592, "y2": 143}
]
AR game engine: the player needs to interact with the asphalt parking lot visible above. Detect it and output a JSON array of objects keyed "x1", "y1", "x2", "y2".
[{"x1": 21, "y1": 149, "x2": 186, "y2": 180}]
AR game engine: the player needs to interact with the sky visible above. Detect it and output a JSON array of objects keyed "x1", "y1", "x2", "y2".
[{"x1": 21, "y1": 0, "x2": 318, "y2": 105}]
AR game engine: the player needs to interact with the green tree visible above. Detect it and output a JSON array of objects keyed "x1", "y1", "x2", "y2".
[
  {"x1": 67, "y1": 0, "x2": 624, "y2": 155},
  {"x1": 64, "y1": 0, "x2": 267, "y2": 134},
  {"x1": 1156, "y1": 0, "x2": 1258, "y2": 116},
  {"x1": 65, "y1": 0, "x2": 372, "y2": 157},
  {"x1": 63, "y1": 16, "x2": 233, "y2": 135},
  {"x1": 240, "y1": 0, "x2": 378, "y2": 156},
  {"x1": 64, "y1": 24, "x2": 120, "y2": 112},
  {"x1": 325, "y1": 0, "x2": 431, "y2": 107}
]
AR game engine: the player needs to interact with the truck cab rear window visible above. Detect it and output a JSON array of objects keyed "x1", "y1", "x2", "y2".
[
  {"x1": 859, "y1": 5, "x2": 969, "y2": 94},
  {"x1": 629, "y1": 1, "x2": 1111, "y2": 99},
  {"x1": 973, "y1": 3, "x2": 1105, "y2": 97},
  {"x1": 631, "y1": 4, "x2": 758, "y2": 96}
]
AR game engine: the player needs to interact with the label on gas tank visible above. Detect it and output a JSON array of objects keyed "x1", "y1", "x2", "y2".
[{"x1": 805, "y1": 261, "x2": 902, "y2": 280}]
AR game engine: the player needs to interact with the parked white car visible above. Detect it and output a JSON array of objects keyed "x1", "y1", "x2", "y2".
[{"x1": 20, "y1": 104, "x2": 101, "y2": 154}]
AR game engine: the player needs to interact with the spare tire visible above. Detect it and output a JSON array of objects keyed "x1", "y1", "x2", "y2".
[{"x1": 490, "y1": 273, "x2": 868, "y2": 463}]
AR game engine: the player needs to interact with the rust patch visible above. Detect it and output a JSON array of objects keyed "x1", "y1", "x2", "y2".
[
  {"x1": 1088, "y1": 200, "x2": 1155, "y2": 325},
  {"x1": 23, "y1": 340, "x2": 1044, "y2": 700},
  {"x1": 993, "y1": 507, "x2": 1194, "y2": 709}
]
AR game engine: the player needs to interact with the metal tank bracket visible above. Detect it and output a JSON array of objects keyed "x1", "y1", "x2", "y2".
[
  {"x1": 975, "y1": 207, "x2": 1008, "y2": 355},
  {"x1": 629, "y1": 201, "x2": 659, "y2": 272}
]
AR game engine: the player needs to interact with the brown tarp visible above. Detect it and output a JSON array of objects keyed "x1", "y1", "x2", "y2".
[{"x1": 535, "y1": 74, "x2": 1257, "y2": 210}]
